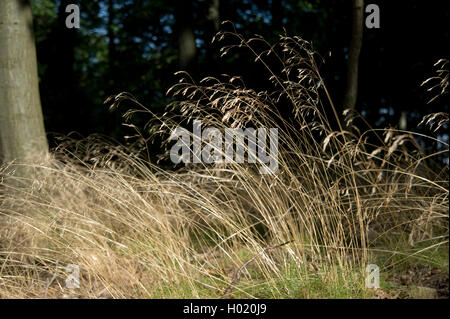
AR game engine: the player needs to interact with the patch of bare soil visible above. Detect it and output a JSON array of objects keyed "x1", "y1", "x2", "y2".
[{"x1": 393, "y1": 264, "x2": 449, "y2": 299}]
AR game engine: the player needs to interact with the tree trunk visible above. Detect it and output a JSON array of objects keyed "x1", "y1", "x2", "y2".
[
  {"x1": 0, "y1": 0, "x2": 48, "y2": 167},
  {"x1": 207, "y1": 0, "x2": 220, "y2": 32},
  {"x1": 343, "y1": 0, "x2": 364, "y2": 111},
  {"x1": 204, "y1": 0, "x2": 220, "y2": 75},
  {"x1": 174, "y1": 1, "x2": 197, "y2": 72}
]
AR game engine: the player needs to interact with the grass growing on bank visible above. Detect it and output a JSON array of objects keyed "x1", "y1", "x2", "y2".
[{"x1": 0, "y1": 29, "x2": 448, "y2": 298}]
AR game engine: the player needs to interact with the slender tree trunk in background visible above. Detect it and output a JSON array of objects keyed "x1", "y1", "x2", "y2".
[
  {"x1": 0, "y1": 0, "x2": 48, "y2": 167},
  {"x1": 205, "y1": 0, "x2": 220, "y2": 74},
  {"x1": 174, "y1": 1, "x2": 197, "y2": 72},
  {"x1": 343, "y1": 0, "x2": 364, "y2": 111},
  {"x1": 207, "y1": 0, "x2": 220, "y2": 32}
]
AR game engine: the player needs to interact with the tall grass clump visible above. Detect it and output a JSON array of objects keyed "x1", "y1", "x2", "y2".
[{"x1": 0, "y1": 26, "x2": 448, "y2": 298}]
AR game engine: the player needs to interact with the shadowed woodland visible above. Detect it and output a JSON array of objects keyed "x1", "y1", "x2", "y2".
[{"x1": 0, "y1": 0, "x2": 448, "y2": 299}]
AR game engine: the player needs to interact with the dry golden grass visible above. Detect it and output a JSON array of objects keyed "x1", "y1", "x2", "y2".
[{"x1": 0, "y1": 30, "x2": 448, "y2": 298}]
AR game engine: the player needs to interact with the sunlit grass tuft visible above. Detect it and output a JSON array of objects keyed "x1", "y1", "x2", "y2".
[{"x1": 0, "y1": 29, "x2": 448, "y2": 298}]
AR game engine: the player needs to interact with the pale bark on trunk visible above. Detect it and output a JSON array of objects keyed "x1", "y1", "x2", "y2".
[
  {"x1": 0, "y1": 0, "x2": 48, "y2": 166},
  {"x1": 205, "y1": 0, "x2": 220, "y2": 74},
  {"x1": 207, "y1": 0, "x2": 220, "y2": 32},
  {"x1": 343, "y1": 0, "x2": 364, "y2": 111}
]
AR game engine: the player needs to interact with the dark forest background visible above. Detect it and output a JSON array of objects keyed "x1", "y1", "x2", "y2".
[{"x1": 32, "y1": 0, "x2": 449, "y2": 153}]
